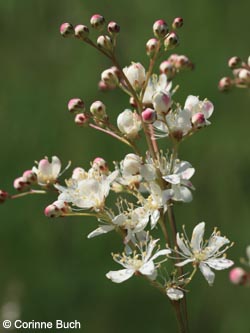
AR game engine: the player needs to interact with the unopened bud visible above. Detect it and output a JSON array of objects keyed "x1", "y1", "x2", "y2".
[
  {"x1": 175, "y1": 55, "x2": 191, "y2": 69},
  {"x1": 74, "y1": 113, "x2": 89, "y2": 126},
  {"x1": 172, "y1": 17, "x2": 184, "y2": 29},
  {"x1": 164, "y1": 32, "x2": 179, "y2": 50},
  {"x1": 74, "y1": 24, "x2": 89, "y2": 40},
  {"x1": 146, "y1": 38, "x2": 158, "y2": 57},
  {"x1": 13, "y1": 177, "x2": 29, "y2": 191},
  {"x1": 98, "y1": 80, "x2": 116, "y2": 91},
  {"x1": 142, "y1": 108, "x2": 157, "y2": 124},
  {"x1": 159, "y1": 60, "x2": 175, "y2": 79},
  {"x1": 97, "y1": 35, "x2": 113, "y2": 51},
  {"x1": 92, "y1": 157, "x2": 109, "y2": 174},
  {"x1": 153, "y1": 19, "x2": 169, "y2": 38},
  {"x1": 229, "y1": 267, "x2": 247, "y2": 285},
  {"x1": 129, "y1": 97, "x2": 138, "y2": 108},
  {"x1": 191, "y1": 112, "x2": 206, "y2": 128},
  {"x1": 60, "y1": 23, "x2": 74, "y2": 38},
  {"x1": 153, "y1": 91, "x2": 172, "y2": 114},
  {"x1": 168, "y1": 53, "x2": 179, "y2": 64},
  {"x1": 0, "y1": 190, "x2": 8, "y2": 203},
  {"x1": 228, "y1": 56, "x2": 241, "y2": 69},
  {"x1": 218, "y1": 77, "x2": 232, "y2": 91},
  {"x1": 44, "y1": 200, "x2": 70, "y2": 218},
  {"x1": 90, "y1": 101, "x2": 107, "y2": 119},
  {"x1": 22, "y1": 170, "x2": 37, "y2": 184},
  {"x1": 68, "y1": 98, "x2": 85, "y2": 113},
  {"x1": 108, "y1": 21, "x2": 120, "y2": 34},
  {"x1": 238, "y1": 69, "x2": 250, "y2": 83},
  {"x1": 90, "y1": 14, "x2": 105, "y2": 31},
  {"x1": 101, "y1": 68, "x2": 119, "y2": 86}
]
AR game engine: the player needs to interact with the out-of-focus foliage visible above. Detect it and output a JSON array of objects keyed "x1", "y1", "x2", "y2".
[{"x1": 0, "y1": 0, "x2": 249, "y2": 332}]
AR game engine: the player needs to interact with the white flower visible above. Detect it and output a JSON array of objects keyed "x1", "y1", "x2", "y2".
[
  {"x1": 166, "y1": 287, "x2": 184, "y2": 301},
  {"x1": 163, "y1": 160, "x2": 195, "y2": 203},
  {"x1": 106, "y1": 237, "x2": 171, "y2": 283},
  {"x1": 143, "y1": 74, "x2": 172, "y2": 105},
  {"x1": 123, "y1": 62, "x2": 146, "y2": 90},
  {"x1": 32, "y1": 156, "x2": 61, "y2": 185},
  {"x1": 175, "y1": 222, "x2": 234, "y2": 286},
  {"x1": 184, "y1": 95, "x2": 214, "y2": 126},
  {"x1": 117, "y1": 109, "x2": 141, "y2": 139}
]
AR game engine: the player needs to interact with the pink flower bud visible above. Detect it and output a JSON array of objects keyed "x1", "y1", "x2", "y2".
[
  {"x1": 0, "y1": 190, "x2": 8, "y2": 204},
  {"x1": 108, "y1": 21, "x2": 120, "y2": 34},
  {"x1": 153, "y1": 19, "x2": 169, "y2": 38},
  {"x1": 168, "y1": 53, "x2": 179, "y2": 64},
  {"x1": 60, "y1": 23, "x2": 74, "y2": 38},
  {"x1": 172, "y1": 17, "x2": 184, "y2": 29},
  {"x1": 22, "y1": 170, "x2": 37, "y2": 184},
  {"x1": 68, "y1": 98, "x2": 85, "y2": 113},
  {"x1": 159, "y1": 60, "x2": 175, "y2": 79},
  {"x1": 74, "y1": 113, "x2": 89, "y2": 126},
  {"x1": 164, "y1": 32, "x2": 179, "y2": 50},
  {"x1": 90, "y1": 14, "x2": 105, "y2": 31},
  {"x1": 129, "y1": 97, "x2": 138, "y2": 108},
  {"x1": 44, "y1": 200, "x2": 70, "y2": 218},
  {"x1": 229, "y1": 267, "x2": 247, "y2": 285},
  {"x1": 142, "y1": 108, "x2": 157, "y2": 124},
  {"x1": 153, "y1": 91, "x2": 172, "y2": 114},
  {"x1": 191, "y1": 112, "x2": 206, "y2": 128},
  {"x1": 146, "y1": 38, "x2": 158, "y2": 57},
  {"x1": 74, "y1": 24, "x2": 89, "y2": 40},
  {"x1": 92, "y1": 157, "x2": 109, "y2": 173},
  {"x1": 228, "y1": 56, "x2": 241, "y2": 69},
  {"x1": 238, "y1": 69, "x2": 250, "y2": 83},
  {"x1": 97, "y1": 35, "x2": 113, "y2": 51},
  {"x1": 13, "y1": 177, "x2": 29, "y2": 191},
  {"x1": 218, "y1": 77, "x2": 232, "y2": 91},
  {"x1": 98, "y1": 80, "x2": 116, "y2": 91},
  {"x1": 175, "y1": 55, "x2": 193, "y2": 70}
]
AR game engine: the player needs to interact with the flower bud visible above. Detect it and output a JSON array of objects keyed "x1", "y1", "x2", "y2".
[
  {"x1": 229, "y1": 267, "x2": 247, "y2": 285},
  {"x1": 191, "y1": 112, "x2": 206, "y2": 128},
  {"x1": 68, "y1": 98, "x2": 85, "y2": 113},
  {"x1": 238, "y1": 69, "x2": 250, "y2": 83},
  {"x1": 97, "y1": 35, "x2": 113, "y2": 51},
  {"x1": 153, "y1": 19, "x2": 169, "y2": 38},
  {"x1": 159, "y1": 60, "x2": 175, "y2": 79},
  {"x1": 74, "y1": 113, "x2": 89, "y2": 126},
  {"x1": 164, "y1": 32, "x2": 179, "y2": 50},
  {"x1": 142, "y1": 108, "x2": 157, "y2": 124},
  {"x1": 60, "y1": 23, "x2": 74, "y2": 37},
  {"x1": 168, "y1": 53, "x2": 179, "y2": 64},
  {"x1": 117, "y1": 109, "x2": 141, "y2": 139},
  {"x1": 0, "y1": 190, "x2": 8, "y2": 204},
  {"x1": 172, "y1": 17, "x2": 184, "y2": 29},
  {"x1": 90, "y1": 14, "x2": 105, "y2": 31},
  {"x1": 13, "y1": 177, "x2": 29, "y2": 191},
  {"x1": 146, "y1": 38, "x2": 158, "y2": 57},
  {"x1": 44, "y1": 200, "x2": 70, "y2": 218},
  {"x1": 175, "y1": 55, "x2": 193, "y2": 70},
  {"x1": 123, "y1": 154, "x2": 141, "y2": 175},
  {"x1": 101, "y1": 68, "x2": 119, "y2": 86},
  {"x1": 153, "y1": 91, "x2": 172, "y2": 114},
  {"x1": 92, "y1": 157, "x2": 109, "y2": 174},
  {"x1": 22, "y1": 170, "x2": 37, "y2": 184},
  {"x1": 90, "y1": 101, "x2": 107, "y2": 120},
  {"x1": 108, "y1": 21, "x2": 120, "y2": 34},
  {"x1": 228, "y1": 56, "x2": 241, "y2": 69},
  {"x1": 98, "y1": 80, "x2": 116, "y2": 91},
  {"x1": 218, "y1": 77, "x2": 232, "y2": 91},
  {"x1": 129, "y1": 97, "x2": 138, "y2": 108},
  {"x1": 74, "y1": 24, "x2": 89, "y2": 40},
  {"x1": 123, "y1": 62, "x2": 146, "y2": 91}
]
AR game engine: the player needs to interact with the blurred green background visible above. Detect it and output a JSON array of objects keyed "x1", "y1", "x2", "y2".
[{"x1": 0, "y1": 0, "x2": 250, "y2": 332}]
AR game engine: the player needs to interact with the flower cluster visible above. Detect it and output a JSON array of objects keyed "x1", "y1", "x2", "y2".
[
  {"x1": 219, "y1": 55, "x2": 250, "y2": 91},
  {"x1": 0, "y1": 13, "x2": 235, "y2": 333}
]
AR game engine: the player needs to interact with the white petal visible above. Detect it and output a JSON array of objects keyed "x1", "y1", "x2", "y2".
[
  {"x1": 172, "y1": 185, "x2": 193, "y2": 203},
  {"x1": 184, "y1": 95, "x2": 199, "y2": 110},
  {"x1": 206, "y1": 258, "x2": 234, "y2": 270},
  {"x1": 163, "y1": 174, "x2": 181, "y2": 185},
  {"x1": 150, "y1": 209, "x2": 160, "y2": 229},
  {"x1": 144, "y1": 239, "x2": 159, "y2": 262},
  {"x1": 191, "y1": 222, "x2": 205, "y2": 251},
  {"x1": 106, "y1": 269, "x2": 135, "y2": 283},
  {"x1": 112, "y1": 214, "x2": 127, "y2": 226},
  {"x1": 207, "y1": 236, "x2": 230, "y2": 256},
  {"x1": 202, "y1": 100, "x2": 214, "y2": 118},
  {"x1": 199, "y1": 262, "x2": 215, "y2": 286},
  {"x1": 87, "y1": 225, "x2": 115, "y2": 239},
  {"x1": 175, "y1": 258, "x2": 193, "y2": 267},
  {"x1": 176, "y1": 233, "x2": 192, "y2": 256},
  {"x1": 139, "y1": 260, "x2": 155, "y2": 275},
  {"x1": 150, "y1": 249, "x2": 171, "y2": 261},
  {"x1": 51, "y1": 156, "x2": 61, "y2": 177},
  {"x1": 166, "y1": 288, "x2": 184, "y2": 301}
]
